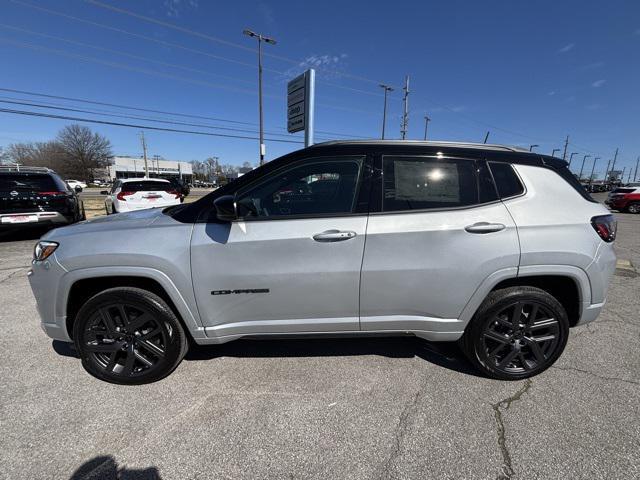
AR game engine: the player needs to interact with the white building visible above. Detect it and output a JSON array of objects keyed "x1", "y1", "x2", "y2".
[{"x1": 108, "y1": 156, "x2": 193, "y2": 181}]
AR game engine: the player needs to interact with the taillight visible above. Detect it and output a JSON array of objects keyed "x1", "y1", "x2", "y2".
[
  {"x1": 117, "y1": 191, "x2": 134, "y2": 201},
  {"x1": 591, "y1": 215, "x2": 616, "y2": 242},
  {"x1": 166, "y1": 190, "x2": 181, "y2": 199},
  {"x1": 38, "y1": 191, "x2": 65, "y2": 196}
]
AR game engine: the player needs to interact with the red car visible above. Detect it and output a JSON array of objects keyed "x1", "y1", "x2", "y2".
[{"x1": 606, "y1": 187, "x2": 640, "y2": 214}]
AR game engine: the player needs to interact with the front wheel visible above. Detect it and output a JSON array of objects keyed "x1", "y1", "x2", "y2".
[
  {"x1": 461, "y1": 286, "x2": 569, "y2": 380},
  {"x1": 73, "y1": 287, "x2": 189, "y2": 385}
]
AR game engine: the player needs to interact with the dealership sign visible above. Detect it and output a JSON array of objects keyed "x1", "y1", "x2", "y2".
[{"x1": 287, "y1": 69, "x2": 315, "y2": 146}]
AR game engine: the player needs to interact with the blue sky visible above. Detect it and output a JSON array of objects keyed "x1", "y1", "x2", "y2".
[{"x1": 0, "y1": 0, "x2": 639, "y2": 177}]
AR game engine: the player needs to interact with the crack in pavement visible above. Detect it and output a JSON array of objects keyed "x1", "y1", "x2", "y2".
[
  {"x1": 0, "y1": 267, "x2": 28, "y2": 285},
  {"x1": 376, "y1": 375, "x2": 430, "y2": 480},
  {"x1": 551, "y1": 365, "x2": 640, "y2": 386},
  {"x1": 491, "y1": 379, "x2": 532, "y2": 480}
]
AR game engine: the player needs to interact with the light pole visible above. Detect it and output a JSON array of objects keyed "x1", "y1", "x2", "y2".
[
  {"x1": 243, "y1": 29, "x2": 276, "y2": 165},
  {"x1": 634, "y1": 156, "x2": 639, "y2": 182},
  {"x1": 578, "y1": 155, "x2": 591, "y2": 181},
  {"x1": 423, "y1": 115, "x2": 431, "y2": 141},
  {"x1": 568, "y1": 152, "x2": 578, "y2": 168},
  {"x1": 529, "y1": 144, "x2": 539, "y2": 152},
  {"x1": 589, "y1": 157, "x2": 600, "y2": 185},
  {"x1": 379, "y1": 84, "x2": 394, "y2": 139},
  {"x1": 551, "y1": 148, "x2": 560, "y2": 157}
]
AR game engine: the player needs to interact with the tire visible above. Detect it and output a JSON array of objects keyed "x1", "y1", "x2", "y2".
[
  {"x1": 73, "y1": 287, "x2": 189, "y2": 385},
  {"x1": 105, "y1": 204, "x2": 109, "y2": 215},
  {"x1": 112, "y1": 205, "x2": 117, "y2": 214},
  {"x1": 626, "y1": 202, "x2": 640, "y2": 214},
  {"x1": 460, "y1": 286, "x2": 569, "y2": 380}
]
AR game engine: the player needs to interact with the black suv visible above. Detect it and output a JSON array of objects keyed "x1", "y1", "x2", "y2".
[{"x1": 0, "y1": 166, "x2": 85, "y2": 231}]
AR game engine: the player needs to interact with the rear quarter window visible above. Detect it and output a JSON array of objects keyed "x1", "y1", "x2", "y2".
[
  {"x1": 488, "y1": 162, "x2": 524, "y2": 198},
  {"x1": 121, "y1": 181, "x2": 171, "y2": 192},
  {"x1": 0, "y1": 173, "x2": 63, "y2": 192}
]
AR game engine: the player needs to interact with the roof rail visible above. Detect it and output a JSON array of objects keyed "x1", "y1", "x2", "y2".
[
  {"x1": 308, "y1": 139, "x2": 530, "y2": 153},
  {"x1": 0, "y1": 164, "x2": 55, "y2": 173}
]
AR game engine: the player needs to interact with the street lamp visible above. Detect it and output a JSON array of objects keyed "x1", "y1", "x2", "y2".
[
  {"x1": 243, "y1": 29, "x2": 276, "y2": 165},
  {"x1": 578, "y1": 155, "x2": 591, "y2": 181},
  {"x1": 423, "y1": 114, "x2": 431, "y2": 141},
  {"x1": 568, "y1": 152, "x2": 578, "y2": 168},
  {"x1": 589, "y1": 157, "x2": 600, "y2": 185},
  {"x1": 379, "y1": 84, "x2": 394, "y2": 139},
  {"x1": 551, "y1": 148, "x2": 560, "y2": 157},
  {"x1": 529, "y1": 144, "x2": 539, "y2": 152}
]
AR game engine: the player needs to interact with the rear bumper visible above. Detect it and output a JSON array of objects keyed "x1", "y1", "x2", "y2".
[{"x1": 0, "y1": 211, "x2": 70, "y2": 229}]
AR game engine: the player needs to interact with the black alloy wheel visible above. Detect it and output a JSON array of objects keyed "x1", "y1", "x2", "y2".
[
  {"x1": 462, "y1": 286, "x2": 569, "y2": 380},
  {"x1": 74, "y1": 287, "x2": 188, "y2": 385}
]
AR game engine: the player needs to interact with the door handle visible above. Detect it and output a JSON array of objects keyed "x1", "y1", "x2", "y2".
[
  {"x1": 464, "y1": 222, "x2": 506, "y2": 234},
  {"x1": 312, "y1": 230, "x2": 357, "y2": 242}
]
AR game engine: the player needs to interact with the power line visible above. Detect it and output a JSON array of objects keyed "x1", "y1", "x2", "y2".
[
  {"x1": 0, "y1": 87, "x2": 366, "y2": 139},
  {"x1": 0, "y1": 107, "x2": 304, "y2": 143},
  {"x1": 0, "y1": 23, "x2": 258, "y2": 88},
  {"x1": 0, "y1": 98, "x2": 301, "y2": 139}
]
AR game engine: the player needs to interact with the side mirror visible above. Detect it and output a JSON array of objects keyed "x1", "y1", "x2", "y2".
[
  {"x1": 100, "y1": 190, "x2": 109, "y2": 195},
  {"x1": 74, "y1": 185, "x2": 83, "y2": 193},
  {"x1": 213, "y1": 195, "x2": 237, "y2": 222}
]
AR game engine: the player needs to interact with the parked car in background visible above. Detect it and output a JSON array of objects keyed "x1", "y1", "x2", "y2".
[
  {"x1": 65, "y1": 180, "x2": 87, "y2": 191},
  {"x1": 1, "y1": 166, "x2": 85, "y2": 231},
  {"x1": 102, "y1": 178, "x2": 182, "y2": 214},
  {"x1": 29, "y1": 141, "x2": 616, "y2": 384},
  {"x1": 605, "y1": 186, "x2": 640, "y2": 213},
  {"x1": 169, "y1": 177, "x2": 190, "y2": 199}
]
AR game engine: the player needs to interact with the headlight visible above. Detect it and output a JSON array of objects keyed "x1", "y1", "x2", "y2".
[{"x1": 33, "y1": 241, "x2": 59, "y2": 261}]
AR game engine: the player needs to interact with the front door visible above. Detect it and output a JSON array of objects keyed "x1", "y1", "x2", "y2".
[
  {"x1": 191, "y1": 155, "x2": 369, "y2": 340},
  {"x1": 360, "y1": 154, "x2": 520, "y2": 338}
]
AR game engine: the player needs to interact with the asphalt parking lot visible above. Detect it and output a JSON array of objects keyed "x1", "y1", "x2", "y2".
[{"x1": 1, "y1": 196, "x2": 638, "y2": 479}]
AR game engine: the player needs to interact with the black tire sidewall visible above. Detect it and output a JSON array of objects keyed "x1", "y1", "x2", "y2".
[
  {"x1": 463, "y1": 287, "x2": 570, "y2": 380},
  {"x1": 73, "y1": 288, "x2": 188, "y2": 385}
]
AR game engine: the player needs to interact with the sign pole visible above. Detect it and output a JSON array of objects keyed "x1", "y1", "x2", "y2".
[{"x1": 305, "y1": 69, "x2": 315, "y2": 147}]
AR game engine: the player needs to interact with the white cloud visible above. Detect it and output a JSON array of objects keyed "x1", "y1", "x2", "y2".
[
  {"x1": 284, "y1": 53, "x2": 349, "y2": 80},
  {"x1": 548, "y1": 91, "x2": 556, "y2": 96},
  {"x1": 635, "y1": 28, "x2": 640, "y2": 35},
  {"x1": 585, "y1": 103, "x2": 602, "y2": 110},
  {"x1": 450, "y1": 105, "x2": 466, "y2": 112},
  {"x1": 258, "y1": 3, "x2": 276, "y2": 28},
  {"x1": 557, "y1": 43, "x2": 575, "y2": 53},
  {"x1": 163, "y1": 0, "x2": 198, "y2": 18},
  {"x1": 591, "y1": 79, "x2": 606, "y2": 88}
]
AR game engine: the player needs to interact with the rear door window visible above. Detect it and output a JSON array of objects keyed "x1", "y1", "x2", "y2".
[{"x1": 382, "y1": 156, "x2": 479, "y2": 211}]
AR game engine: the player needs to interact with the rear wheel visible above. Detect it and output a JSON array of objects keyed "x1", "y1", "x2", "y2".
[
  {"x1": 73, "y1": 287, "x2": 188, "y2": 385},
  {"x1": 461, "y1": 286, "x2": 569, "y2": 380},
  {"x1": 626, "y1": 202, "x2": 640, "y2": 214}
]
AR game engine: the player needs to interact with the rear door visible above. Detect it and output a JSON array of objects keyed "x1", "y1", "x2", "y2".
[
  {"x1": 360, "y1": 153, "x2": 520, "y2": 337},
  {"x1": 190, "y1": 155, "x2": 371, "y2": 339}
]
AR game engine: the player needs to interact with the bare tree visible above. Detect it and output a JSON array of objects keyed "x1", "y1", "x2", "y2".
[
  {"x1": 4, "y1": 141, "x2": 66, "y2": 171},
  {"x1": 56, "y1": 125, "x2": 112, "y2": 180}
]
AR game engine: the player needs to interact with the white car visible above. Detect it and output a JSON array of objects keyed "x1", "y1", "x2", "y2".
[
  {"x1": 103, "y1": 178, "x2": 182, "y2": 214},
  {"x1": 66, "y1": 179, "x2": 87, "y2": 190}
]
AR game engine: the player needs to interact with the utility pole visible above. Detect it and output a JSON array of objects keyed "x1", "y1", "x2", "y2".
[
  {"x1": 140, "y1": 131, "x2": 149, "y2": 178},
  {"x1": 529, "y1": 144, "x2": 539, "y2": 152},
  {"x1": 153, "y1": 155, "x2": 161, "y2": 175},
  {"x1": 578, "y1": 155, "x2": 591, "y2": 181},
  {"x1": 562, "y1": 135, "x2": 569, "y2": 161},
  {"x1": 551, "y1": 148, "x2": 560, "y2": 157},
  {"x1": 634, "y1": 156, "x2": 639, "y2": 182},
  {"x1": 243, "y1": 29, "x2": 276, "y2": 165},
  {"x1": 379, "y1": 84, "x2": 394, "y2": 139},
  {"x1": 589, "y1": 157, "x2": 600, "y2": 185},
  {"x1": 568, "y1": 152, "x2": 578, "y2": 168},
  {"x1": 483, "y1": 131, "x2": 490, "y2": 144},
  {"x1": 621, "y1": 166, "x2": 626, "y2": 184},
  {"x1": 423, "y1": 114, "x2": 430, "y2": 141},
  {"x1": 400, "y1": 75, "x2": 409, "y2": 140}
]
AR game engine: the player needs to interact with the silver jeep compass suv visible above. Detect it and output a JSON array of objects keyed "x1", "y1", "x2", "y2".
[{"x1": 28, "y1": 141, "x2": 617, "y2": 384}]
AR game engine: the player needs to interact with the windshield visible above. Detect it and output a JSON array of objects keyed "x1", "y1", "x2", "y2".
[{"x1": 0, "y1": 173, "x2": 65, "y2": 192}]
